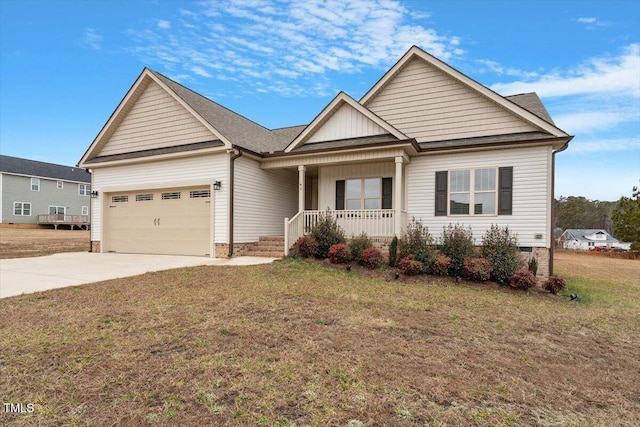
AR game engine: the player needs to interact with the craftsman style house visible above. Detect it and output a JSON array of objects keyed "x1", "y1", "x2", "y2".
[
  {"x1": 1, "y1": 155, "x2": 91, "y2": 228},
  {"x1": 79, "y1": 46, "x2": 572, "y2": 276}
]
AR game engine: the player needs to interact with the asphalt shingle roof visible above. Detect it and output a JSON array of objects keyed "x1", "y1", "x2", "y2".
[
  {"x1": 0, "y1": 155, "x2": 90, "y2": 182},
  {"x1": 506, "y1": 93, "x2": 555, "y2": 125},
  {"x1": 562, "y1": 229, "x2": 619, "y2": 243}
]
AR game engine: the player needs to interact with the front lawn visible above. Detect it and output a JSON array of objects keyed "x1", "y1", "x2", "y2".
[{"x1": 1, "y1": 253, "x2": 638, "y2": 426}]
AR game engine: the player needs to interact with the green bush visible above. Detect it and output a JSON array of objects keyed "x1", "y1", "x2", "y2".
[
  {"x1": 481, "y1": 225, "x2": 521, "y2": 285},
  {"x1": 440, "y1": 224, "x2": 475, "y2": 276},
  {"x1": 399, "y1": 218, "x2": 435, "y2": 273},
  {"x1": 432, "y1": 254, "x2": 451, "y2": 276},
  {"x1": 528, "y1": 256, "x2": 538, "y2": 276},
  {"x1": 349, "y1": 232, "x2": 372, "y2": 261},
  {"x1": 388, "y1": 235, "x2": 398, "y2": 267},
  {"x1": 310, "y1": 212, "x2": 345, "y2": 258},
  {"x1": 463, "y1": 257, "x2": 493, "y2": 282}
]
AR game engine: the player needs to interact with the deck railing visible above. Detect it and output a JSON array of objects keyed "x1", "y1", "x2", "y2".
[
  {"x1": 37, "y1": 214, "x2": 89, "y2": 226},
  {"x1": 285, "y1": 209, "x2": 401, "y2": 255}
]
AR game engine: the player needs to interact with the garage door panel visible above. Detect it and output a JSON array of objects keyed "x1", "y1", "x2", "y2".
[{"x1": 105, "y1": 187, "x2": 211, "y2": 256}]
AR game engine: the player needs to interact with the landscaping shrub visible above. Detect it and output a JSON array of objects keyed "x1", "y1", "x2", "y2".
[
  {"x1": 528, "y1": 256, "x2": 538, "y2": 276},
  {"x1": 463, "y1": 257, "x2": 493, "y2": 282},
  {"x1": 293, "y1": 236, "x2": 316, "y2": 258},
  {"x1": 388, "y1": 235, "x2": 398, "y2": 267},
  {"x1": 399, "y1": 218, "x2": 435, "y2": 273},
  {"x1": 349, "y1": 232, "x2": 372, "y2": 261},
  {"x1": 432, "y1": 254, "x2": 451, "y2": 276},
  {"x1": 543, "y1": 276, "x2": 567, "y2": 294},
  {"x1": 360, "y1": 247, "x2": 383, "y2": 269},
  {"x1": 310, "y1": 212, "x2": 345, "y2": 258},
  {"x1": 397, "y1": 255, "x2": 423, "y2": 275},
  {"x1": 440, "y1": 224, "x2": 475, "y2": 276},
  {"x1": 481, "y1": 225, "x2": 521, "y2": 285},
  {"x1": 328, "y1": 243, "x2": 351, "y2": 264},
  {"x1": 509, "y1": 267, "x2": 537, "y2": 290}
]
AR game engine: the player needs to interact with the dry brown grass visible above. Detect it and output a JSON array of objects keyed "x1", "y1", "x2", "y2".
[
  {"x1": 0, "y1": 228, "x2": 90, "y2": 259},
  {"x1": 1, "y1": 253, "x2": 639, "y2": 426}
]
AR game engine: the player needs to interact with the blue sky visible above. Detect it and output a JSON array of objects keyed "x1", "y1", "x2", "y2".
[{"x1": 1, "y1": 0, "x2": 638, "y2": 202}]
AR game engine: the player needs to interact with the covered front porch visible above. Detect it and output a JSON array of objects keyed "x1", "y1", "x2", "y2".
[{"x1": 268, "y1": 149, "x2": 410, "y2": 254}]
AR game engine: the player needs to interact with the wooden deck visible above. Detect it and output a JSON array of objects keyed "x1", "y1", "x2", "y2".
[{"x1": 37, "y1": 214, "x2": 90, "y2": 230}]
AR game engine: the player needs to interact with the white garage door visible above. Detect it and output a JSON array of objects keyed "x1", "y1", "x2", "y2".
[{"x1": 105, "y1": 187, "x2": 211, "y2": 256}]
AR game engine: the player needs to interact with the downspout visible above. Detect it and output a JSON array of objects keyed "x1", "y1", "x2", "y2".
[
  {"x1": 227, "y1": 147, "x2": 243, "y2": 257},
  {"x1": 549, "y1": 137, "x2": 572, "y2": 275},
  {"x1": 85, "y1": 168, "x2": 93, "y2": 253}
]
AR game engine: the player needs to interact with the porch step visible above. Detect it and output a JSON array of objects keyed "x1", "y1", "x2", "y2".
[{"x1": 244, "y1": 236, "x2": 285, "y2": 257}]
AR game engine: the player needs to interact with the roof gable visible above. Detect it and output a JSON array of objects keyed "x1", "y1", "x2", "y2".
[
  {"x1": 361, "y1": 46, "x2": 568, "y2": 142},
  {"x1": 284, "y1": 92, "x2": 407, "y2": 153}
]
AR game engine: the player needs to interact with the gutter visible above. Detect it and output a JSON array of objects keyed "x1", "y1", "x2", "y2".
[
  {"x1": 227, "y1": 147, "x2": 243, "y2": 257},
  {"x1": 549, "y1": 137, "x2": 573, "y2": 275}
]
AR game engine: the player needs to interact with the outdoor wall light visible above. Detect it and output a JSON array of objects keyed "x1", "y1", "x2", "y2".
[
  {"x1": 213, "y1": 181, "x2": 222, "y2": 191},
  {"x1": 90, "y1": 190, "x2": 99, "y2": 198}
]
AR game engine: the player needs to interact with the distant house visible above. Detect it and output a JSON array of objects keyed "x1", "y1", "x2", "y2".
[
  {"x1": 559, "y1": 229, "x2": 631, "y2": 251},
  {"x1": 79, "y1": 45, "x2": 573, "y2": 276},
  {"x1": 0, "y1": 155, "x2": 91, "y2": 228}
]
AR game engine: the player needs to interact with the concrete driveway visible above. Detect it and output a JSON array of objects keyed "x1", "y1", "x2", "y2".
[{"x1": 0, "y1": 252, "x2": 277, "y2": 299}]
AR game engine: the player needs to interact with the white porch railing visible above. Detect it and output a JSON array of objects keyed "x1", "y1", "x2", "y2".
[{"x1": 285, "y1": 209, "x2": 401, "y2": 255}]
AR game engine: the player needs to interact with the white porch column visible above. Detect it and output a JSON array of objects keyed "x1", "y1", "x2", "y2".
[
  {"x1": 298, "y1": 165, "x2": 306, "y2": 213},
  {"x1": 394, "y1": 156, "x2": 404, "y2": 235}
]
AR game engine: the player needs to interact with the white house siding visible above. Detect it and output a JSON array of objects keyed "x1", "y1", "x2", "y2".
[
  {"x1": 307, "y1": 103, "x2": 386, "y2": 143},
  {"x1": 407, "y1": 146, "x2": 552, "y2": 248},
  {"x1": 233, "y1": 156, "x2": 298, "y2": 242},
  {"x1": 91, "y1": 153, "x2": 228, "y2": 243},
  {"x1": 318, "y1": 162, "x2": 395, "y2": 210},
  {"x1": 365, "y1": 57, "x2": 538, "y2": 142},
  {"x1": 99, "y1": 81, "x2": 214, "y2": 156}
]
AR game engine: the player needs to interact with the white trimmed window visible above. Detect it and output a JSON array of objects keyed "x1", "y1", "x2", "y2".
[
  {"x1": 346, "y1": 178, "x2": 381, "y2": 210},
  {"x1": 82, "y1": 206, "x2": 89, "y2": 215},
  {"x1": 79, "y1": 184, "x2": 90, "y2": 196},
  {"x1": 57, "y1": 181, "x2": 64, "y2": 189},
  {"x1": 449, "y1": 168, "x2": 497, "y2": 215},
  {"x1": 31, "y1": 178, "x2": 40, "y2": 191},
  {"x1": 49, "y1": 206, "x2": 66, "y2": 214},
  {"x1": 14, "y1": 202, "x2": 31, "y2": 216}
]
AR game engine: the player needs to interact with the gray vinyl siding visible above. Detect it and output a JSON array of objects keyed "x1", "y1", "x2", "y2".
[
  {"x1": 365, "y1": 57, "x2": 538, "y2": 142},
  {"x1": 406, "y1": 145, "x2": 552, "y2": 248},
  {"x1": 233, "y1": 156, "x2": 298, "y2": 242},
  {"x1": 1, "y1": 173, "x2": 91, "y2": 224}
]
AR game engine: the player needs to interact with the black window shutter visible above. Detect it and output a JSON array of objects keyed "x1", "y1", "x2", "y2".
[
  {"x1": 335, "y1": 180, "x2": 345, "y2": 210},
  {"x1": 498, "y1": 167, "x2": 513, "y2": 215},
  {"x1": 435, "y1": 171, "x2": 448, "y2": 216},
  {"x1": 382, "y1": 177, "x2": 393, "y2": 209}
]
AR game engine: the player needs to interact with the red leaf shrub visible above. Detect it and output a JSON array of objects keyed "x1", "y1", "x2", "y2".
[
  {"x1": 432, "y1": 254, "x2": 451, "y2": 276},
  {"x1": 509, "y1": 267, "x2": 537, "y2": 289},
  {"x1": 397, "y1": 255, "x2": 423, "y2": 275},
  {"x1": 359, "y1": 247, "x2": 383, "y2": 269},
  {"x1": 463, "y1": 257, "x2": 493, "y2": 282},
  {"x1": 328, "y1": 243, "x2": 351, "y2": 264},
  {"x1": 543, "y1": 275, "x2": 567, "y2": 294},
  {"x1": 294, "y1": 236, "x2": 316, "y2": 258}
]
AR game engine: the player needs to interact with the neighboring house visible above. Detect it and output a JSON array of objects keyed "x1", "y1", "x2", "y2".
[
  {"x1": 79, "y1": 45, "x2": 572, "y2": 276},
  {"x1": 0, "y1": 155, "x2": 91, "y2": 228},
  {"x1": 559, "y1": 229, "x2": 631, "y2": 251}
]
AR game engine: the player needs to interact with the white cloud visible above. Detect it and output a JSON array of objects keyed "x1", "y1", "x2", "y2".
[
  {"x1": 490, "y1": 44, "x2": 640, "y2": 98},
  {"x1": 576, "y1": 16, "x2": 609, "y2": 29},
  {"x1": 476, "y1": 59, "x2": 539, "y2": 79},
  {"x1": 82, "y1": 28, "x2": 103, "y2": 50},
  {"x1": 126, "y1": 0, "x2": 462, "y2": 96},
  {"x1": 577, "y1": 17, "x2": 596, "y2": 24}
]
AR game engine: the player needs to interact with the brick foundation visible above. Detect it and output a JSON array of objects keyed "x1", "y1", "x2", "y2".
[
  {"x1": 91, "y1": 241, "x2": 101, "y2": 253},
  {"x1": 214, "y1": 242, "x2": 254, "y2": 258},
  {"x1": 519, "y1": 247, "x2": 550, "y2": 279}
]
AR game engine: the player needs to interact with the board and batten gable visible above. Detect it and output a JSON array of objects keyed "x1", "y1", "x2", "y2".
[
  {"x1": 365, "y1": 57, "x2": 539, "y2": 143},
  {"x1": 307, "y1": 103, "x2": 387, "y2": 143},
  {"x1": 233, "y1": 156, "x2": 298, "y2": 243},
  {"x1": 98, "y1": 80, "x2": 215, "y2": 157},
  {"x1": 407, "y1": 145, "x2": 552, "y2": 247},
  {"x1": 90, "y1": 154, "x2": 228, "y2": 244}
]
